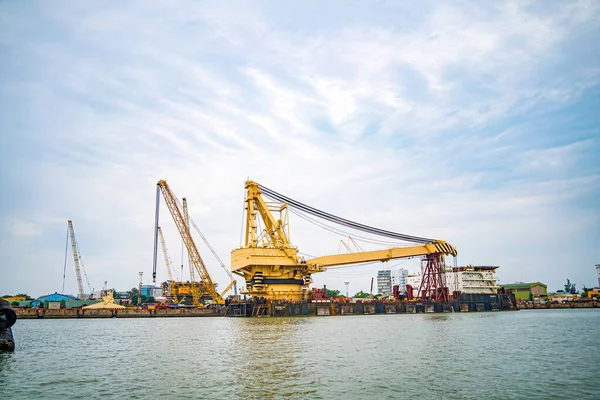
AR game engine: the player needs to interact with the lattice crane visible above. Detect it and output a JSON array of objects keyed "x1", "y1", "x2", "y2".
[{"x1": 153, "y1": 180, "x2": 226, "y2": 305}]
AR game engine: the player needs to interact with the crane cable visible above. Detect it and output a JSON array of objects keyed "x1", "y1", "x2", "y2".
[
  {"x1": 170, "y1": 192, "x2": 235, "y2": 284},
  {"x1": 61, "y1": 226, "x2": 69, "y2": 293},
  {"x1": 75, "y1": 240, "x2": 93, "y2": 294},
  {"x1": 288, "y1": 207, "x2": 413, "y2": 247},
  {"x1": 258, "y1": 184, "x2": 436, "y2": 244}
]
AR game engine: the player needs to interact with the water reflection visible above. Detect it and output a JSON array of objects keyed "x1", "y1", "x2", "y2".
[
  {"x1": 423, "y1": 314, "x2": 451, "y2": 322},
  {"x1": 227, "y1": 318, "x2": 318, "y2": 399}
]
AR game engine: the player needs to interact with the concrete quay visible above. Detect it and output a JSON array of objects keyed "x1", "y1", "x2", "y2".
[
  {"x1": 517, "y1": 301, "x2": 599, "y2": 310},
  {"x1": 15, "y1": 307, "x2": 224, "y2": 319}
]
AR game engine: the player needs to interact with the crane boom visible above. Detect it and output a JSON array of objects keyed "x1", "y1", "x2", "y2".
[
  {"x1": 156, "y1": 180, "x2": 223, "y2": 304},
  {"x1": 307, "y1": 241, "x2": 457, "y2": 270},
  {"x1": 157, "y1": 226, "x2": 174, "y2": 281},
  {"x1": 67, "y1": 220, "x2": 85, "y2": 300}
]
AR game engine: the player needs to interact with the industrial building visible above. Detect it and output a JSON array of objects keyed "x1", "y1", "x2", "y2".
[
  {"x1": 377, "y1": 270, "x2": 392, "y2": 296},
  {"x1": 64, "y1": 299, "x2": 101, "y2": 308},
  {"x1": 141, "y1": 285, "x2": 163, "y2": 298},
  {"x1": 501, "y1": 282, "x2": 548, "y2": 301},
  {"x1": 32, "y1": 293, "x2": 78, "y2": 309}
]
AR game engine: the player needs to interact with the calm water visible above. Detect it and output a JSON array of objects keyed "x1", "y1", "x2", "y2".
[{"x1": 1, "y1": 309, "x2": 599, "y2": 399}]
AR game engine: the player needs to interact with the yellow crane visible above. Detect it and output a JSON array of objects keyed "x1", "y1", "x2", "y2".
[
  {"x1": 231, "y1": 180, "x2": 457, "y2": 302},
  {"x1": 154, "y1": 180, "x2": 229, "y2": 305}
]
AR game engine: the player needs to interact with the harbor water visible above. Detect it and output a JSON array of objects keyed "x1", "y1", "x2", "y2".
[{"x1": 1, "y1": 309, "x2": 599, "y2": 399}]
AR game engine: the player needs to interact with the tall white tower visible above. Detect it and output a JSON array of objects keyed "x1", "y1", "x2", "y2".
[
  {"x1": 138, "y1": 272, "x2": 143, "y2": 306},
  {"x1": 596, "y1": 264, "x2": 600, "y2": 287}
]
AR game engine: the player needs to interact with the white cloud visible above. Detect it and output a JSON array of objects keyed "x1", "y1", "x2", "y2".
[{"x1": 6, "y1": 220, "x2": 44, "y2": 236}]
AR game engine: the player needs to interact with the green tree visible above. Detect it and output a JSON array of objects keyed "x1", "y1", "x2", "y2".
[
  {"x1": 326, "y1": 289, "x2": 344, "y2": 298},
  {"x1": 353, "y1": 290, "x2": 370, "y2": 298},
  {"x1": 128, "y1": 287, "x2": 141, "y2": 305},
  {"x1": 564, "y1": 279, "x2": 572, "y2": 293},
  {"x1": 564, "y1": 279, "x2": 578, "y2": 294}
]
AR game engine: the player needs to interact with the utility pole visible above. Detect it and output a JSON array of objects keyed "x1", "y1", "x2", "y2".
[
  {"x1": 344, "y1": 281, "x2": 349, "y2": 299},
  {"x1": 138, "y1": 272, "x2": 143, "y2": 306},
  {"x1": 370, "y1": 277, "x2": 374, "y2": 300}
]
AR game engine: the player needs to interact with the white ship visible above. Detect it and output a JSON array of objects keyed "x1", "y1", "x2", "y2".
[{"x1": 406, "y1": 265, "x2": 500, "y2": 296}]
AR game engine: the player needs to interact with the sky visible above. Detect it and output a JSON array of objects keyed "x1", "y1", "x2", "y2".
[{"x1": 0, "y1": 0, "x2": 599, "y2": 298}]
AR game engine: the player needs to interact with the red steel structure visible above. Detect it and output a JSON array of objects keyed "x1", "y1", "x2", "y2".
[{"x1": 418, "y1": 254, "x2": 449, "y2": 302}]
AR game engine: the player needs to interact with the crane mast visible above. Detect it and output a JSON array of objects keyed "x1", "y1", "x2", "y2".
[
  {"x1": 67, "y1": 220, "x2": 85, "y2": 300},
  {"x1": 183, "y1": 198, "x2": 195, "y2": 283},
  {"x1": 156, "y1": 180, "x2": 224, "y2": 304}
]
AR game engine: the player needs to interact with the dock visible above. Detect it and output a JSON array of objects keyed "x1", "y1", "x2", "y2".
[{"x1": 226, "y1": 293, "x2": 518, "y2": 317}]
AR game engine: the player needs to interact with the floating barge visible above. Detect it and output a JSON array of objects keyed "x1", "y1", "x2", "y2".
[{"x1": 226, "y1": 293, "x2": 517, "y2": 317}]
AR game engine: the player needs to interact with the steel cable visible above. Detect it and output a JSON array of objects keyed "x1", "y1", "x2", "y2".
[{"x1": 258, "y1": 184, "x2": 435, "y2": 243}]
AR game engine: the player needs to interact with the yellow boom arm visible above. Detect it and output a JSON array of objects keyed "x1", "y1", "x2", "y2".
[{"x1": 307, "y1": 241, "x2": 457, "y2": 270}]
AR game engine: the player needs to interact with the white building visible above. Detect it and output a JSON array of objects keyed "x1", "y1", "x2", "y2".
[
  {"x1": 405, "y1": 265, "x2": 500, "y2": 296},
  {"x1": 596, "y1": 264, "x2": 600, "y2": 287},
  {"x1": 391, "y1": 268, "x2": 408, "y2": 291},
  {"x1": 406, "y1": 273, "x2": 421, "y2": 293},
  {"x1": 377, "y1": 270, "x2": 392, "y2": 296}
]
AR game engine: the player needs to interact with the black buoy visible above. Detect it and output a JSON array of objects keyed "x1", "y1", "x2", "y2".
[{"x1": 0, "y1": 299, "x2": 17, "y2": 352}]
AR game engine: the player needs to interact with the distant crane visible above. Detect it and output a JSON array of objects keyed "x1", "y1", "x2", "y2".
[
  {"x1": 67, "y1": 220, "x2": 92, "y2": 299},
  {"x1": 154, "y1": 180, "x2": 235, "y2": 305},
  {"x1": 158, "y1": 225, "x2": 179, "y2": 304},
  {"x1": 157, "y1": 226, "x2": 175, "y2": 281}
]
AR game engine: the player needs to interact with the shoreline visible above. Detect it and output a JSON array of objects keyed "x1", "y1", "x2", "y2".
[{"x1": 15, "y1": 299, "x2": 597, "y2": 320}]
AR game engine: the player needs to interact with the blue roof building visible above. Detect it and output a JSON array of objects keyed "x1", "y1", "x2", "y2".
[{"x1": 37, "y1": 293, "x2": 78, "y2": 302}]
